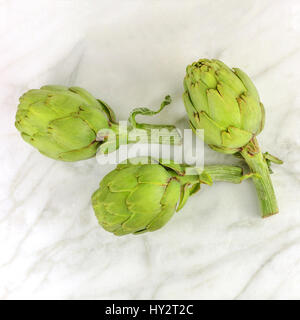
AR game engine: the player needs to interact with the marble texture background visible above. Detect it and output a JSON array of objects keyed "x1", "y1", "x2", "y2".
[{"x1": 1, "y1": 0, "x2": 300, "y2": 299}]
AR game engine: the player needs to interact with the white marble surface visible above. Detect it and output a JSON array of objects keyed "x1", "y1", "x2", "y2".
[{"x1": 1, "y1": 0, "x2": 300, "y2": 300}]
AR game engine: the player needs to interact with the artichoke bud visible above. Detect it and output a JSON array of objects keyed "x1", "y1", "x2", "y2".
[
  {"x1": 92, "y1": 161, "x2": 183, "y2": 236},
  {"x1": 16, "y1": 87, "x2": 181, "y2": 161},
  {"x1": 92, "y1": 158, "x2": 244, "y2": 236},
  {"x1": 15, "y1": 86, "x2": 114, "y2": 161},
  {"x1": 183, "y1": 59, "x2": 264, "y2": 153}
]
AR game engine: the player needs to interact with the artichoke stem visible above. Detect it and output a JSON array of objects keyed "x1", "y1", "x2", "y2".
[
  {"x1": 204, "y1": 165, "x2": 243, "y2": 184},
  {"x1": 240, "y1": 138, "x2": 278, "y2": 218},
  {"x1": 175, "y1": 165, "x2": 243, "y2": 185},
  {"x1": 127, "y1": 124, "x2": 182, "y2": 146}
]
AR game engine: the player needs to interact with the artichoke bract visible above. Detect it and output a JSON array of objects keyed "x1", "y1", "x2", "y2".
[
  {"x1": 92, "y1": 158, "x2": 243, "y2": 236},
  {"x1": 15, "y1": 86, "x2": 115, "y2": 161},
  {"x1": 183, "y1": 59, "x2": 282, "y2": 217},
  {"x1": 16, "y1": 86, "x2": 181, "y2": 161}
]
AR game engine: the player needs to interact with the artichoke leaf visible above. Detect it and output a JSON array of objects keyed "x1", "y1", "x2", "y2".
[
  {"x1": 147, "y1": 179, "x2": 181, "y2": 231},
  {"x1": 237, "y1": 93, "x2": 262, "y2": 134},
  {"x1": 233, "y1": 68, "x2": 260, "y2": 101},
  {"x1": 221, "y1": 126, "x2": 252, "y2": 148},
  {"x1": 177, "y1": 184, "x2": 191, "y2": 212},
  {"x1": 197, "y1": 111, "x2": 224, "y2": 146},
  {"x1": 207, "y1": 87, "x2": 240, "y2": 128}
]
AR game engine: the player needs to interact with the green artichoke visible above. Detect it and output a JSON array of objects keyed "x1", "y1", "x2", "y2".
[
  {"x1": 183, "y1": 59, "x2": 282, "y2": 217},
  {"x1": 15, "y1": 85, "x2": 116, "y2": 161},
  {"x1": 92, "y1": 158, "x2": 243, "y2": 236},
  {"x1": 15, "y1": 86, "x2": 181, "y2": 161}
]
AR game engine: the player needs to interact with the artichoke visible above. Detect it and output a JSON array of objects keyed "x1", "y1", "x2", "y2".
[
  {"x1": 183, "y1": 59, "x2": 282, "y2": 217},
  {"x1": 92, "y1": 158, "x2": 243, "y2": 236},
  {"x1": 15, "y1": 86, "x2": 116, "y2": 161},
  {"x1": 15, "y1": 86, "x2": 181, "y2": 161}
]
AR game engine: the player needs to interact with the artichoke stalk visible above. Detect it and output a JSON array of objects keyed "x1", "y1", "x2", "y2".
[
  {"x1": 15, "y1": 86, "x2": 181, "y2": 161},
  {"x1": 183, "y1": 59, "x2": 282, "y2": 217},
  {"x1": 92, "y1": 158, "x2": 244, "y2": 236}
]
